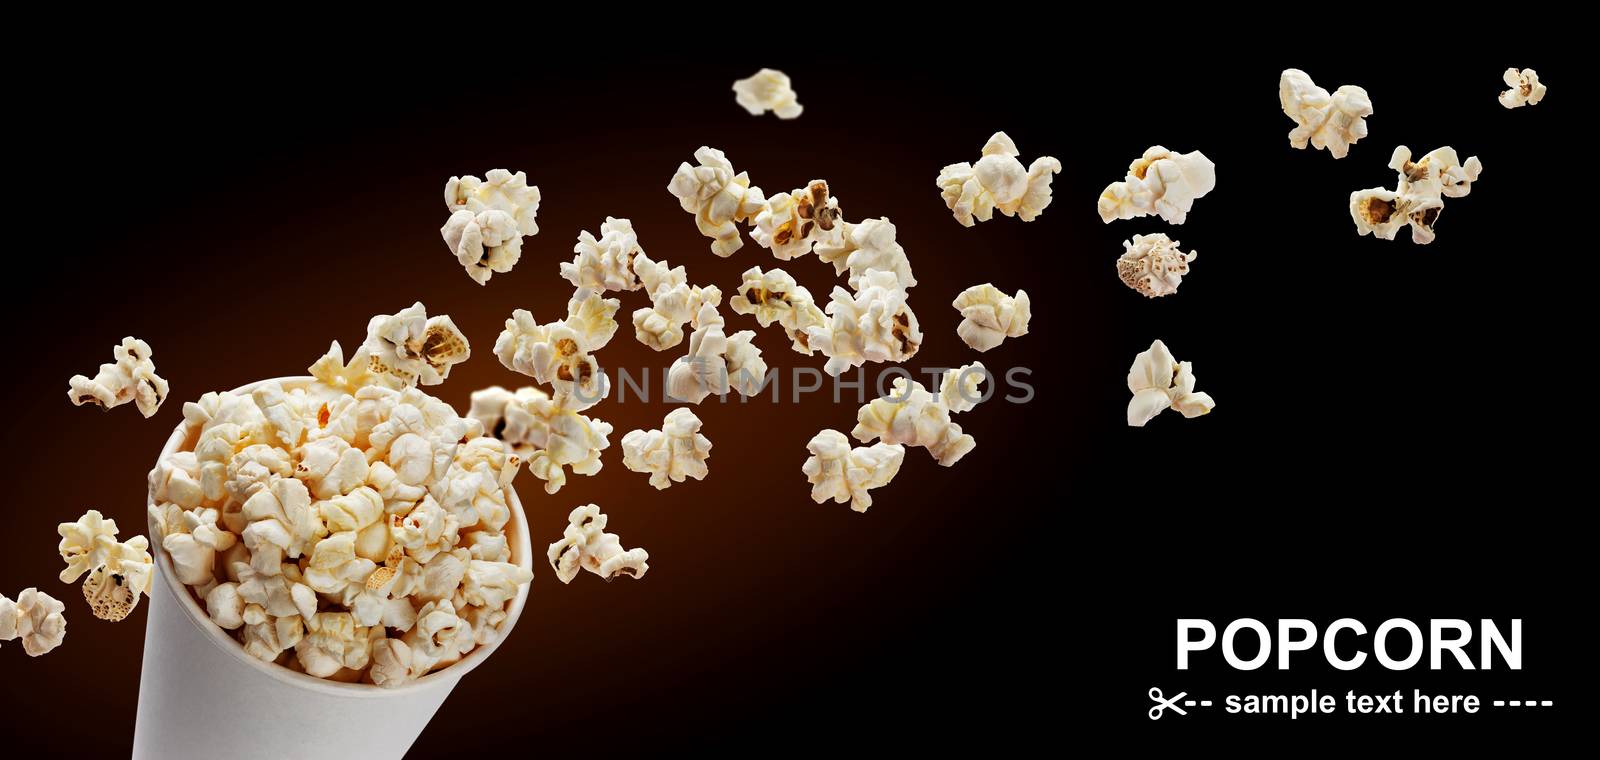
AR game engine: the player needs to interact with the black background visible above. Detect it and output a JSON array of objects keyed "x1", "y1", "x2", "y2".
[{"x1": 1, "y1": 37, "x2": 1585, "y2": 756}]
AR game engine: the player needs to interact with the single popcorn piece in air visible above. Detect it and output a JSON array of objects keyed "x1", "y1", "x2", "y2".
[
  {"x1": 632, "y1": 251, "x2": 723, "y2": 351},
  {"x1": 852, "y1": 372, "x2": 979, "y2": 467},
  {"x1": 361, "y1": 302, "x2": 471, "y2": 386},
  {"x1": 548, "y1": 504, "x2": 649, "y2": 583},
  {"x1": 1499, "y1": 68, "x2": 1546, "y2": 109},
  {"x1": 467, "y1": 385, "x2": 612, "y2": 495},
  {"x1": 729, "y1": 266, "x2": 828, "y2": 355},
  {"x1": 807, "y1": 269, "x2": 922, "y2": 377},
  {"x1": 57, "y1": 509, "x2": 154, "y2": 622},
  {"x1": 733, "y1": 68, "x2": 802, "y2": 119},
  {"x1": 68, "y1": 336, "x2": 169, "y2": 417},
  {"x1": 1350, "y1": 145, "x2": 1483, "y2": 245},
  {"x1": 1126, "y1": 339, "x2": 1215, "y2": 427},
  {"x1": 1097, "y1": 146, "x2": 1216, "y2": 224},
  {"x1": 801, "y1": 429, "x2": 905, "y2": 513},
  {"x1": 668, "y1": 303, "x2": 768, "y2": 404},
  {"x1": 1117, "y1": 234, "x2": 1197, "y2": 298},
  {"x1": 936, "y1": 131, "x2": 1062, "y2": 227},
  {"x1": 667, "y1": 147, "x2": 768, "y2": 257},
  {"x1": 441, "y1": 170, "x2": 540, "y2": 285},
  {"x1": 0, "y1": 588, "x2": 67, "y2": 656},
  {"x1": 752, "y1": 180, "x2": 843, "y2": 260},
  {"x1": 494, "y1": 308, "x2": 609, "y2": 400},
  {"x1": 561, "y1": 217, "x2": 645, "y2": 293},
  {"x1": 951, "y1": 284, "x2": 1030, "y2": 352},
  {"x1": 621, "y1": 407, "x2": 712, "y2": 489},
  {"x1": 939, "y1": 362, "x2": 990, "y2": 414},
  {"x1": 814, "y1": 217, "x2": 917, "y2": 291},
  {"x1": 1279, "y1": 69, "x2": 1373, "y2": 159}
]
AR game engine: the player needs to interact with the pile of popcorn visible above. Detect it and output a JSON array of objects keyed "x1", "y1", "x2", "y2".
[{"x1": 143, "y1": 303, "x2": 532, "y2": 686}]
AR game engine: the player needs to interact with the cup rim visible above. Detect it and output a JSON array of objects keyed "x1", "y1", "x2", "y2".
[{"x1": 145, "y1": 376, "x2": 533, "y2": 699}]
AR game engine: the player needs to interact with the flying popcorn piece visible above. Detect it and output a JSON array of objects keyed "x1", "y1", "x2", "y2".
[
  {"x1": 58, "y1": 509, "x2": 154, "y2": 622},
  {"x1": 1500, "y1": 68, "x2": 1547, "y2": 109},
  {"x1": 441, "y1": 170, "x2": 540, "y2": 286},
  {"x1": 0, "y1": 588, "x2": 67, "y2": 656},
  {"x1": 1279, "y1": 69, "x2": 1373, "y2": 159},
  {"x1": 548, "y1": 504, "x2": 649, "y2": 583},
  {"x1": 308, "y1": 340, "x2": 397, "y2": 395},
  {"x1": 814, "y1": 217, "x2": 917, "y2": 291},
  {"x1": 68, "y1": 336, "x2": 169, "y2": 417},
  {"x1": 468, "y1": 385, "x2": 612, "y2": 495},
  {"x1": 732, "y1": 68, "x2": 802, "y2": 119},
  {"x1": 621, "y1": 407, "x2": 712, "y2": 489},
  {"x1": 939, "y1": 362, "x2": 989, "y2": 414},
  {"x1": 561, "y1": 217, "x2": 645, "y2": 293},
  {"x1": 951, "y1": 284, "x2": 1030, "y2": 352},
  {"x1": 1350, "y1": 145, "x2": 1483, "y2": 245},
  {"x1": 667, "y1": 147, "x2": 769, "y2": 257},
  {"x1": 631, "y1": 251, "x2": 723, "y2": 352},
  {"x1": 852, "y1": 376, "x2": 976, "y2": 466},
  {"x1": 752, "y1": 180, "x2": 843, "y2": 260},
  {"x1": 1126, "y1": 339, "x2": 1215, "y2": 427},
  {"x1": 494, "y1": 308, "x2": 609, "y2": 401},
  {"x1": 801, "y1": 429, "x2": 905, "y2": 512},
  {"x1": 668, "y1": 303, "x2": 768, "y2": 404},
  {"x1": 936, "y1": 132, "x2": 1062, "y2": 227},
  {"x1": 362, "y1": 302, "x2": 471, "y2": 386},
  {"x1": 807, "y1": 270, "x2": 922, "y2": 376},
  {"x1": 728, "y1": 266, "x2": 828, "y2": 355},
  {"x1": 1097, "y1": 146, "x2": 1216, "y2": 224},
  {"x1": 564, "y1": 288, "x2": 622, "y2": 353},
  {"x1": 1116, "y1": 234, "x2": 1197, "y2": 298}
]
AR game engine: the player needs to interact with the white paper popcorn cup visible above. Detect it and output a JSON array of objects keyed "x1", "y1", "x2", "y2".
[{"x1": 133, "y1": 377, "x2": 533, "y2": 760}]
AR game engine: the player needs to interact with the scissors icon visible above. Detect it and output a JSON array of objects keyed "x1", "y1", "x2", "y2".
[{"x1": 1148, "y1": 687, "x2": 1188, "y2": 720}]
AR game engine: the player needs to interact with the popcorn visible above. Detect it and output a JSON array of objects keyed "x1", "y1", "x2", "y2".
[
  {"x1": 813, "y1": 217, "x2": 917, "y2": 291},
  {"x1": 1097, "y1": 146, "x2": 1216, "y2": 224},
  {"x1": 951, "y1": 284, "x2": 1030, "y2": 352},
  {"x1": 668, "y1": 304, "x2": 768, "y2": 404},
  {"x1": 548, "y1": 504, "x2": 649, "y2": 583},
  {"x1": 308, "y1": 340, "x2": 394, "y2": 394},
  {"x1": 852, "y1": 375, "x2": 976, "y2": 467},
  {"x1": 561, "y1": 217, "x2": 644, "y2": 293},
  {"x1": 68, "y1": 336, "x2": 168, "y2": 417},
  {"x1": 806, "y1": 270, "x2": 923, "y2": 377},
  {"x1": 204, "y1": 582, "x2": 245, "y2": 630},
  {"x1": 155, "y1": 371, "x2": 531, "y2": 682},
  {"x1": 1126, "y1": 339, "x2": 1215, "y2": 427},
  {"x1": 1350, "y1": 146, "x2": 1483, "y2": 245},
  {"x1": 565, "y1": 289, "x2": 622, "y2": 353},
  {"x1": 936, "y1": 132, "x2": 1062, "y2": 227},
  {"x1": 733, "y1": 68, "x2": 802, "y2": 119},
  {"x1": 403, "y1": 599, "x2": 472, "y2": 672},
  {"x1": 442, "y1": 209, "x2": 522, "y2": 286},
  {"x1": 667, "y1": 147, "x2": 769, "y2": 257},
  {"x1": 1500, "y1": 68, "x2": 1546, "y2": 109},
  {"x1": 621, "y1": 408, "x2": 712, "y2": 489},
  {"x1": 752, "y1": 180, "x2": 843, "y2": 260},
  {"x1": 162, "y1": 507, "x2": 239, "y2": 586},
  {"x1": 1116, "y1": 234, "x2": 1197, "y2": 298},
  {"x1": 468, "y1": 385, "x2": 610, "y2": 495},
  {"x1": 368, "y1": 637, "x2": 413, "y2": 688},
  {"x1": 0, "y1": 588, "x2": 66, "y2": 656},
  {"x1": 493, "y1": 308, "x2": 608, "y2": 400},
  {"x1": 58, "y1": 509, "x2": 154, "y2": 622},
  {"x1": 728, "y1": 266, "x2": 827, "y2": 355},
  {"x1": 296, "y1": 611, "x2": 372, "y2": 678},
  {"x1": 800, "y1": 430, "x2": 905, "y2": 513},
  {"x1": 441, "y1": 170, "x2": 540, "y2": 286},
  {"x1": 445, "y1": 169, "x2": 541, "y2": 237},
  {"x1": 1279, "y1": 69, "x2": 1372, "y2": 159},
  {"x1": 362, "y1": 302, "x2": 471, "y2": 386},
  {"x1": 632, "y1": 251, "x2": 722, "y2": 351},
  {"x1": 939, "y1": 362, "x2": 989, "y2": 414}
]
